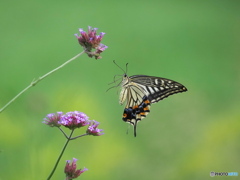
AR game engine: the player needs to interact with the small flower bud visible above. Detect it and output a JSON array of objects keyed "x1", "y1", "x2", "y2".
[
  {"x1": 65, "y1": 158, "x2": 87, "y2": 180},
  {"x1": 87, "y1": 120, "x2": 104, "y2": 136}
]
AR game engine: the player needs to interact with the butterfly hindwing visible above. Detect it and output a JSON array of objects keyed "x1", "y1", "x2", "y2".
[
  {"x1": 120, "y1": 75, "x2": 187, "y2": 137},
  {"x1": 123, "y1": 96, "x2": 151, "y2": 137}
]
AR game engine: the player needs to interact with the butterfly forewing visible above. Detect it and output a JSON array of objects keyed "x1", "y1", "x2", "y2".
[{"x1": 129, "y1": 75, "x2": 187, "y2": 103}]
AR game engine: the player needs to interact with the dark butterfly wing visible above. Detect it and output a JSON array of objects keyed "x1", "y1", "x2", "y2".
[{"x1": 129, "y1": 75, "x2": 187, "y2": 103}]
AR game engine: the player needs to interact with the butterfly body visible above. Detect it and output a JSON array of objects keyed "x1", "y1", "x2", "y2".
[{"x1": 119, "y1": 74, "x2": 187, "y2": 137}]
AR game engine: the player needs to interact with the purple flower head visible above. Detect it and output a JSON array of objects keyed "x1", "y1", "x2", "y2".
[
  {"x1": 87, "y1": 120, "x2": 104, "y2": 136},
  {"x1": 65, "y1": 158, "x2": 88, "y2": 180},
  {"x1": 75, "y1": 26, "x2": 108, "y2": 59},
  {"x1": 42, "y1": 112, "x2": 63, "y2": 127},
  {"x1": 58, "y1": 111, "x2": 90, "y2": 130}
]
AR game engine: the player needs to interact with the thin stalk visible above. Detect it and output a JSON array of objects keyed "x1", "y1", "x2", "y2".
[
  {"x1": 70, "y1": 133, "x2": 88, "y2": 140},
  {"x1": 58, "y1": 127, "x2": 69, "y2": 139},
  {"x1": 0, "y1": 51, "x2": 85, "y2": 113},
  {"x1": 46, "y1": 129, "x2": 74, "y2": 180}
]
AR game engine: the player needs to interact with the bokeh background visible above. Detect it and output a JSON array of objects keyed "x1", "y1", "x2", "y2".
[{"x1": 0, "y1": 0, "x2": 239, "y2": 180}]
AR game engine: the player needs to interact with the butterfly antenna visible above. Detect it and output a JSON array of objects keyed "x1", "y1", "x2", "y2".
[
  {"x1": 113, "y1": 60, "x2": 128, "y2": 74},
  {"x1": 125, "y1": 62, "x2": 128, "y2": 74}
]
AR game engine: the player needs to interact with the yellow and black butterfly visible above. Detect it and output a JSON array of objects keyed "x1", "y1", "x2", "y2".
[{"x1": 111, "y1": 61, "x2": 187, "y2": 137}]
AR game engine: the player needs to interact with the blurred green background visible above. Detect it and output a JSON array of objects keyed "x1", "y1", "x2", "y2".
[{"x1": 0, "y1": 0, "x2": 239, "y2": 179}]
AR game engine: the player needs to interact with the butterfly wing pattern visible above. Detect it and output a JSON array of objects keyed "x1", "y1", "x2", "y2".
[{"x1": 120, "y1": 75, "x2": 187, "y2": 137}]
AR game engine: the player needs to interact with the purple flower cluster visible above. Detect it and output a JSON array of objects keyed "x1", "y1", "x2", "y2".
[
  {"x1": 87, "y1": 120, "x2": 104, "y2": 136},
  {"x1": 75, "y1": 26, "x2": 108, "y2": 59},
  {"x1": 65, "y1": 158, "x2": 87, "y2": 179},
  {"x1": 43, "y1": 111, "x2": 104, "y2": 136},
  {"x1": 42, "y1": 112, "x2": 63, "y2": 127},
  {"x1": 59, "y1": 111, "x2": 90, "y2": 130}
]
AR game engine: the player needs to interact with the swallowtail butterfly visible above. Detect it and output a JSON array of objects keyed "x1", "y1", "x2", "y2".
[{"x1": 111, "y1": 61, "x2": 187, "y2": 137}]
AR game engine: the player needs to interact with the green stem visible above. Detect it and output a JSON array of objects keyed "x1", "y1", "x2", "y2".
[
  {"x1": 70, "y1": 133, "x2": 88, "y2": 140},
  {"x1": 0, "y1": 51, "x2": 85, "y2": 113},
  {"x1": 58, "y1": 127, "x2": 69, "y2": 139},
  {"x1": 47, "y1": 129, "x2": 74, "y2": 180}
]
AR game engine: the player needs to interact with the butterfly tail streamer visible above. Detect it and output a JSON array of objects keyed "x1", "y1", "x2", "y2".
[{"x1": 134, "y1": 121, "x2": 137, "y2": 137}]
